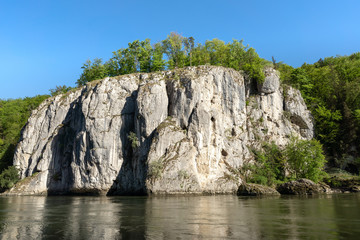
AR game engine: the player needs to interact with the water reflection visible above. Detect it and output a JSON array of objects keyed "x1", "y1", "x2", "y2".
[{"x1": 0, "y1": 194, "x2": 359, "y2": 239}]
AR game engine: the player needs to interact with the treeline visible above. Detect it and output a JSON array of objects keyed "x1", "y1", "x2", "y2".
[
  {"x1": 278, "y1": 53, "x2": 360, "y2": 173},
  {"x1": 75, "y1": 32, "x2": 270, "y2": 86},
  {"x1": 0, "y1": 95, "x2": 49, "y2": 171}
]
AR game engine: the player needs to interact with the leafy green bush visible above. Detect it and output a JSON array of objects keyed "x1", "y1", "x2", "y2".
[
  {"x1": 244, "y1": 137, "x2": 327, "y2": 186},
  {"x1": 0, "y1": 166, "x2": 19, "y2": 190},
  {"x1": 285, "y1": 137, "x2": 327, "y2": 182},
  {"x1": 244, "y1": 142, "x2": 285, "y2": 186},
  {"x1": 49, "y1": 85, "x2": 73, "y2": 96}
]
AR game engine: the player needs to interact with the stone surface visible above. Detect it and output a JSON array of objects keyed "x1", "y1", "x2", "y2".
[
  {"x1": 9, "y1": 66, "x2": 314, "y2": 195},
  {"x1": 257, "y1": 67, "x2": 280, "y2": 94},
  {"x1": 237, "y1": 183, "x2": 280, "y2": 196},
  {"x1": 276, "y1": 179, "x2": 332, "y2": 195}
]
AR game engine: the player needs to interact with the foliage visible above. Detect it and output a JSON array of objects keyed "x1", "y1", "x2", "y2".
[
  {"x1": 278, "y1": 53, "x2": 360, "y2": 170},
  {"x1": 127, "y1": 131, "x2": 139, "y2": 149},
  {"x1": 75, "y1": 33, "x2": 269, "y2": 87},
  {"x1": 76, "y1": 58, "x2": 108, "y2": 86},
  {"x1": 148, "y1": 160, "x2": 163, "y2": 180},
  {"x1": 50, "y1": 85, "x2": 73, "y2": 96},
  {"x1": 0, "y1": 95, "x2": 49, "y2": 171},
  {"x1": 0, "y1": 166, "x2": 19, "y2": 190},
  {"x1": 285, "y1": 137, "x2": 327, "y2": 182},
  {"x1": 244, "y1": 142, "x2": 285, "y2": 186},
  {"x1": 245, "y1": 138, "x2": 327, "y2": 186}
]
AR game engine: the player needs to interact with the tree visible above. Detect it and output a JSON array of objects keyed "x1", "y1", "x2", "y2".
[
  {"x1": 183, "y1": 36, "x2": 195, "y2": 66},
  {"x1": 76, "y1": 58, "x2": 108, "y2": 86},
  {"x1": 0, "y1": 166, "x2": 19, "y2": 191},
  {"x1": 151, "y1": 42, "x2": 166, "y2": 71},
  {"x1": 162, "y1": 32, "x2": 186, "y2": 69},
  {"x1": 285, "y1": 137, "x2": 327, "y2": 182},
  {"x1": 50, "y1": 85, "x2": 72, "y2": 96},
  {"x1": 0, "y1": 95, "x2": 48, "y2": 172}
]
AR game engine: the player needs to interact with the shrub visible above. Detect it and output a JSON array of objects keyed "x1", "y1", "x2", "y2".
[
  {"x1": 127, "y1": 131, "x2": 139, "y2": 149},
  {"x1": 244, "y1": 138, "x2": 327, "y2": 186},
  {"x1": 0, "y1": 166, "x2": 20, "y2": 190},
  {"x1": 285, "y1": 137, "x2": 327, "y2": 182},
  {"x1": 148, "y1": 160, "x2": 163, "y2": 179},
  {"x1": 244, "y1": 142, "x2": 285, "y2": 186}
]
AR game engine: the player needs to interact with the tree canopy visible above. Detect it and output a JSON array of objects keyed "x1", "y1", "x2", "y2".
[
  {"x1": 0, "y1": 95, "x2": 49, "y2": 171},
  {"x1": 279, "y1": 53, "x2": 360, "y2": 172},
  {"x1": 75, "y1": 33, "x2": 270, "y2": 87}
]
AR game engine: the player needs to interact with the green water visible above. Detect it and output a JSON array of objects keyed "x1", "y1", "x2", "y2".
[{"x1": 0, "y1": 194, "x2": 359, "y2": 239}]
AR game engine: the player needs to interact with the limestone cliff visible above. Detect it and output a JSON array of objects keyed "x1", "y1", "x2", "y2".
[{"x1": 10, "y1": 66, "x2": 313, "y2": 195}]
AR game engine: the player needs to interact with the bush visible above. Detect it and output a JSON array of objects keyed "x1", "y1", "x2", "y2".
[
  {"x1": 244, "y1": 142, "x2": 285, "y2": 186},
  {"x1": 148, "y1": 160, "x2": 163, "y2": 180},
  {"x1": 285, "y1": 137, "x2": 327, "y2": 182},
  {"x1": 0, "y1": 166, "x2": 19, "y2": 190},
  {"x1": 127, "y1": 131, "x2": 139, "y2": 149},
  {"x1": 244, "y1": 138, "x2": 327, "y2": 186}
]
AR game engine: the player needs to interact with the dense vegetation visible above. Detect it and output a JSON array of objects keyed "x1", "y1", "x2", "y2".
[
  {"x1": 75, "y1": 32, "x2": 270, "y2": 87},
  {"x1": 277, "y1": 54, "x2": 360, "y2": 173},
  {"x1": 243, "y1": 137, "x2": 327, "y2": 186},
  {"x1": 0, "y1": 33, "x2": 359, "y2": 190},
  {"x1": 0, "y1": 96, "x2": 49, "y2": 177}
]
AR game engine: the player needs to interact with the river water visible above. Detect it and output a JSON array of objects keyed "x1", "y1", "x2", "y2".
[{"x1": 0, "y1": 194, "x2": 359, "y2": 239}]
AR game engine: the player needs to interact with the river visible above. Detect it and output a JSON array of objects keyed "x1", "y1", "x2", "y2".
[{"x1": 0, "y1": 194, "x2": 359, "y2": 239}]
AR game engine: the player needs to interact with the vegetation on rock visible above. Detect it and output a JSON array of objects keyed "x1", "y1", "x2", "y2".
[{"x1": 75, "y1": 33, "x2": 269, "y2": 87}]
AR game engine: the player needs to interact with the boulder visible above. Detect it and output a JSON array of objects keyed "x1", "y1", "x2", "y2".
[
  {"x1": 257, "y1": 68, "x2": 280, "y2": 94},
  {"x1": 276, "y1": 179, "x2": 332, "y2": 195},
  {"x1": 237, "y1": 183, "x2": 280, "y2": 196}
]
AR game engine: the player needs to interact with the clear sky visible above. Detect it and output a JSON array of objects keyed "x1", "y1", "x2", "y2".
[{"x1": 1, "y1": 0, "x2": 359, "y2": 99}]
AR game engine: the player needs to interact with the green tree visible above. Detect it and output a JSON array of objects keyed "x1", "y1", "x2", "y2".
[
  {"x1": 0, "y1": 166, "x2": 19, "y2": 191},
  {"x1": 50, "y1": 85, "x2": 73, "y2": 96},
  {"x1": 162, "y1": 32, "x2": 186, "y2": 69},
  {"x1": 76, "y1": 58, "x2": 108, "y2": 86},
  {"x1": 151, "y1": 42, "x2": 166, "y2": 71},
  {"x1": 245, "y1": 142, "x2": 286, "y2": 186},
  {"x1": 285, "y1": 137, "x2": 327, "y2": 182},
  {"x1": 183, "y1": 36, "x2": 195, "y2": 66},
  {"x1": 0, "y1": 95, "x2": 48, "y2": 171}
]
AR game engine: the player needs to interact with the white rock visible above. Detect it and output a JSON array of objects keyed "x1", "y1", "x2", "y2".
[{"x1": 11, "y1": 66, "x2": 313, "y2": 195}]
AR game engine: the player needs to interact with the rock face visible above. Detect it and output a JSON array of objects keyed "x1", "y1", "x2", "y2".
[
  {"x1": 10, "y1": 66, "x2": 314, "y2": 195},
  {"x1": 237, "y1": 183, "x2": 280, "y2": 196},
  {"x1": 276, "y1": 179, "x2": 332, "y2": 195}
]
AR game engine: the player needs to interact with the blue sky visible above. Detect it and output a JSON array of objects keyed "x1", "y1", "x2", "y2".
[{"x1": 1, "y1": 0, "x2": 359, "y2": 99}]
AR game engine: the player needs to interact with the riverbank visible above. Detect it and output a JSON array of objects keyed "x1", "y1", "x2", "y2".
[{"x1": 238, "y1": 176, "x2": 360, "y2": 196}]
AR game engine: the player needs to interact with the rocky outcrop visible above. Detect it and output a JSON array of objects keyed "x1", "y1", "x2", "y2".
[
  {"x1": 276, "y1": 179, "x2": 332, "y2": 195},
  {"x1": 9, "y1": 66, "x2": 314, "y2": 195},
  {"x1": 237, "y1": 183, "x2": 280, "y2": 196},
  {"x1": 323, "y1": 176, "x2": 360, "y2": 193}
]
